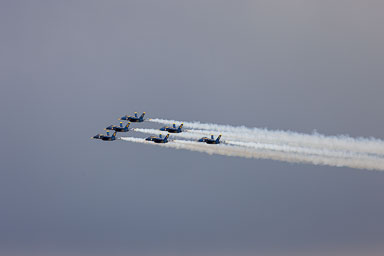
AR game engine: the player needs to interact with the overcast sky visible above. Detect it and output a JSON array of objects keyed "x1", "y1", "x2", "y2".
[{"x1": 1, "y1": 1, "x2": 384, "y2": 255}]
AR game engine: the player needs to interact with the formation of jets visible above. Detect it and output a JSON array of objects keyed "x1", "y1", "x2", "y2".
[{"x1": 92, "y1": 112, "x2": 221, "y2": 144}]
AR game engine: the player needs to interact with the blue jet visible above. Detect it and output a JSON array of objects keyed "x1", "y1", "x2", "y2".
[
  {"x1": 145, "y1": 134, "x2": 170, "y2": 143},
  {"x1": 92, "y1": 130, "x2": 117, "y2": 141},
  {"x1": 119, "y1": 112, "x2": 146, "y2": 122},
  {"x1": 198, "y1": 134, "x2": 222, "y2": 144},
  {"x1": 106, "y1": 122, "x2": 131, "y2": 132},
  {"x1": 160, "y1": 123, "x2": 183, "y2": 133}
]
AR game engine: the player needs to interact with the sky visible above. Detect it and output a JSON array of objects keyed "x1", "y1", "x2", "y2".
[{"x1": 1, "y1": 0, "x2": 384, "y2": 255}]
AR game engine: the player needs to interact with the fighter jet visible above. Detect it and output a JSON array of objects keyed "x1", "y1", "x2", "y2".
[
  {"x1": 119, "y1": 112, "x2": 146, "y2": 122},
  {"x1": 159, "y1": 123, "x2": 183, "y2": 133},
  {"x1": 106, "y1": 122, "x2": 131, "y2": 132},
  {"x1": 197, "y1": 134, "x2": 222, "y2": 144},
  {"x1": 145, "y1": 134, "x2": 170, "y2": 143},
  {"x1": 92, "y1": 130, "x2": 117, "y2": 141}
]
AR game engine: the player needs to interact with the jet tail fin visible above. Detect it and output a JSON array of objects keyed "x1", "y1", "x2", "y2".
[
  {"x1": 179, "y1": 123, "x2": 183, "y2": 129},
  {"x1": 125, "y1": 122, "x2": 131, "y2": 128},
  {"x1": 165, "y1": 134, "x2": 169, "y2": 140},
  {"x1": 216, "y1": 135, "x2": 222, "y2": 142},
  {"x1": 112, "y1": 131, "x2": 117, "y2": 139},
  {"x1": 140, "y1": 112, "x2": 146, "y2": 120}
]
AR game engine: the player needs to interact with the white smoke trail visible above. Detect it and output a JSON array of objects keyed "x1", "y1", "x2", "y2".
[
  {"x1": 134, "y1": 128, "x2": 376, "y2": 159},
  {"x1": 133, "y1": 128, "x2": 203, "y2": 140},
  {"x1": 225, "y1": 140, "x2": 383, "y2": 164},
  {"x1": 120, "y1": 137, "x2": 384, "y2": 171},
  {"x1": 134, "y1": 128, "x2": 384, "y2": 163},
  {"x1": 187, "y1": 129, "x2": 384, "y2": 158},
  {"x1": 149, "y1": 118, "x2": 384, "y2": 156}
]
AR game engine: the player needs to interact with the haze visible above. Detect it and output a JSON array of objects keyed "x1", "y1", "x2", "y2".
[{"x1": 1, "y1": 1, "x2": 384, "y2": 255}]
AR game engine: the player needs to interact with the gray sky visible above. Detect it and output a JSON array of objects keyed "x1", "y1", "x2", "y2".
[{"x1": 1, "y1": 1, "x2": 384, "y2": 255}]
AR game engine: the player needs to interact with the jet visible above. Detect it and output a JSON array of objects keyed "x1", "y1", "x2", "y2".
[
  {"x1": 145, "y1": 134, "x2": 170, "y2": 143},
  {"x1": 92, "y1": 130, "x2": 117, "y2": 141},
  {"x1": 119, "y1": 112, "x2": 146, "y2": 122},
  {"x1": 106, "y1": 122, "x2": 131, "y2": 132},
  {"x1": 159, "y1": 123, "x2": 183, "y2": 133},
  {"x1": 197, "y1": 134, "x2": 222, "y2": 144}
]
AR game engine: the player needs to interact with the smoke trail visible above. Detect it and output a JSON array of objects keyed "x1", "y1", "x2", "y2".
[
  {"x1": 134, "y1": 128, "x2": 384, "y2": 162},
  {"x1": 120, "y1": 137, "x2": 384, "y2": 171},
  {"x1": 149, "y1": 118, "x2": 384, "y2": 156},
  {"x1": 225, "y1": 140, "x2": 383, "y2": 163},
  {"x1": 133, "y1": 128, "x2": 204, "y2": 140},
  {"x1": 134, "y1": 128, "x2": 375, "y2": 158},
  {"x1": 187, "y1": 129, "x2": 384, "y2": 158}
]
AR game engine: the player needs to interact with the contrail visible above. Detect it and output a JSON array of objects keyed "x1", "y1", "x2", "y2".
[
  {"x1": 120, "y1": 137, "x2": 384, "y2": 171},
  {"x1": 148, "y1": 118, "x2": 384, "y2": 156}
]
